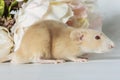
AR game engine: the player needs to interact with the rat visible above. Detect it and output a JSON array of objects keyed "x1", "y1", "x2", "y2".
[{"x1": 11, "y1": 20, "x2": 114, "y2": 64}]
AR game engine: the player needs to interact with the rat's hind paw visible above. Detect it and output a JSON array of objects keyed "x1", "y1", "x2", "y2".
[{"x1": 39, "y1": 60, "x2": 65, "y2": 64}]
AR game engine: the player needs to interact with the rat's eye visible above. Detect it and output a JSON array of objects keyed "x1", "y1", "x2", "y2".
[{"x1": 95, "y1": 35, "x2": 101, "y2": 40}]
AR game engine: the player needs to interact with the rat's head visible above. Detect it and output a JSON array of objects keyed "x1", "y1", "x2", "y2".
[{"x1": 70, "y1": 29, "x2": 115, "y2": 53}]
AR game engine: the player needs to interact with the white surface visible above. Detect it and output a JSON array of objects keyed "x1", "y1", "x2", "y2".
[{"x1": 0, "y1": 0, "x2": 120, "y2": 80}]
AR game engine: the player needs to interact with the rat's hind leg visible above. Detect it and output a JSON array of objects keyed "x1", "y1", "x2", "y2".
[{"x1": 31, "y1": 52, "x2": 65, "y2": 64}]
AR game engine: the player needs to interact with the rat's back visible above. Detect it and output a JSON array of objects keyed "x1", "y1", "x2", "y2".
[{"x1": 12, "y1": 20, "x2": 72, "y2": 63}]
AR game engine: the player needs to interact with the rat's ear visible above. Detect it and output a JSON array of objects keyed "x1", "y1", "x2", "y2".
[{"x1": 70, "y1": 30, "x2": 85, "y2": 42}]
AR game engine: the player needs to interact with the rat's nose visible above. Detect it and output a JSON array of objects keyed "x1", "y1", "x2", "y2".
[
  {"x1": 110, "y1": 45, "x2": 114, "y2": 48},
  {"x1": 108, "y1": 44, "x2": 115, "y2": 49}
]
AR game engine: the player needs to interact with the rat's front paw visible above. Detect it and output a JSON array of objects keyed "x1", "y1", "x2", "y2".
[
  {"x1": 73, "y1": 58, "x2": 88, "y2": 62},
  {"x1": 68, "y1": 57, "x2": 88, "y2": 62}
]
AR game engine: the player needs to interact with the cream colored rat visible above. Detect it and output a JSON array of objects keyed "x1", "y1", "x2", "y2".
[{"x1": 11, "y1": 20, "x2": 114, "y2": 64}]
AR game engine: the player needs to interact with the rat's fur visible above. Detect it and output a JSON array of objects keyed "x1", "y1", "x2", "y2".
[{"x1": 11, "y1": 20, "x2": 114, "y2": 64}]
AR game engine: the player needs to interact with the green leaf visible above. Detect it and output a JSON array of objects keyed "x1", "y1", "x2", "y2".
[
  {"x1": 24, "y1": 0, "x2": 28, "y2": 2},
  {"x1": 8, "y1": 0, "x2": 18, "y2": 17},
  {"x1": 8, "y1": 0, "x2": 18, "y2": 13},
  {"x1": 0, "y1": 0, "x2": 5, "y2": 16}
]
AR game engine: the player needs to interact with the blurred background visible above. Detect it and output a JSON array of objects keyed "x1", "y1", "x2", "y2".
[{"x1": 89, "y1": 0, "x2": 120, "y2": 60}]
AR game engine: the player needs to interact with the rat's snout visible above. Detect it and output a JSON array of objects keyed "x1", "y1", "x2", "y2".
[
  {"x1": 108, "y1": 44, "x2": 114, "y2": 49},
  {"x1": 108, "y1": 42, "x2": 115, "y2": 49}
]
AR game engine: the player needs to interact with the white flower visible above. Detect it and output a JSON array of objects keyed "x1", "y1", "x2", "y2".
[
  {"x1": 16, "y1": 0, "x2": 24, "y2": 2},
  {"x1": 0, "y1": 27, "x2": 13, "y2": 61},
  {"x1": 10, "y1": 10, "x2": 17, "y2": 15},
  {"x1": 11, "y1": 0, "x2": 73, "y2": 51}
]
